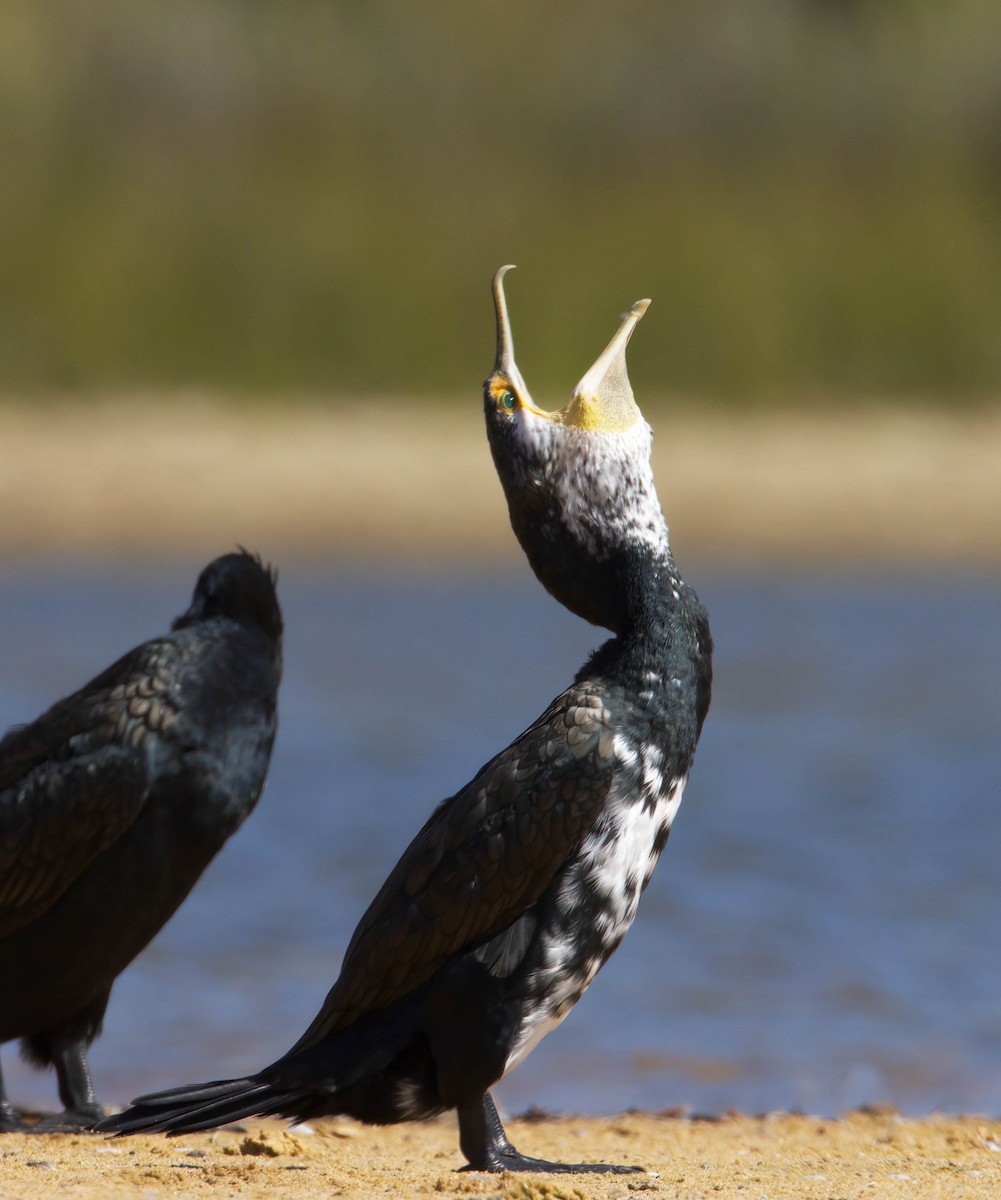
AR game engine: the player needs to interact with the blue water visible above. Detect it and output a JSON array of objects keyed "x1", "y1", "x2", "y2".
[{"x1": 1, "y1": 559, "x2": 999, "y2": 1119}]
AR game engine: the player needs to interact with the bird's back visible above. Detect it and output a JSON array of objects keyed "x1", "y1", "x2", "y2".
[{"x1": 0, "y1": 601, "x2": 281, "y2": 1042}]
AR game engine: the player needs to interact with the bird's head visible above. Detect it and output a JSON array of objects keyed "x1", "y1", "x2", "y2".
[
  {"x1": 174, "y1": 549, "x2": 283, "y2": 644},
  {"x1": 483, "y1": 266, "x2": 668, "y2": 633}
]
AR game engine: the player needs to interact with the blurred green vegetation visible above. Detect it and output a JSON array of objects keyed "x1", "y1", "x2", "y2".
[{"x1": 2, "y1": 0, "x2": 1001, "y2": 401}]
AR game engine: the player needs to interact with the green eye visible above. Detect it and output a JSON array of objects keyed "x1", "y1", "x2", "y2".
[{"x1": 500, "y1": 390, "x2": 517, "y2": 411}]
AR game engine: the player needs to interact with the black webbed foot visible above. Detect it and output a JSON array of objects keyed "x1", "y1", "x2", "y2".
[
  {"x1": 0, "y1": 1100, "x2": 24, "y2": 1133},
  {"x1": 457, "y1": 1092, "x2": 644, "y2": 1175},
  {"x1": 27, "y1": 1104, "x2": 104, "y2": 1133},
  {"x1": 463, "y1": 1147, "x2": 643, "y2": 1174}
]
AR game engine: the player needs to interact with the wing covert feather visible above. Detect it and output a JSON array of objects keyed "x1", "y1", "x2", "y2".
[
  {"x1": 291, "y1": 685, "x2": 617, "y2": 1050},
  {"x1": 0, "y1": 748, "x2": 149, "y2": 937},
  {"x1": 0, "y1": 638, "x2": 186, "y2": 936}
]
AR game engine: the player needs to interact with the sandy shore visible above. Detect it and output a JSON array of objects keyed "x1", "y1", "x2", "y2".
[
  {"x1": 0, "y1": 398, "x2": 998, "y2": 566},
  {"x1": 2, "y1": 1111, "x2": 998, "y2": 1199}
]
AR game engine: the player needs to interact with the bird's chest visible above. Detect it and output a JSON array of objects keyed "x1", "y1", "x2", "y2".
[
  {"x1": 500, "y1": 769, "x2": 685, "y2": 1077},
  {"x1": 564, "y1": 765, "x2": 686, "y2": 963},
  {"x1": 554, "y1": 768, "x2": 683, "y2": 972}
]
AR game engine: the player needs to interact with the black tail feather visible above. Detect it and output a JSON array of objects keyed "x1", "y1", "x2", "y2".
[
  {"x1": 129, "y1": 1078, "x2": 260, "y2": 1107},
  {"x1": 97, "y1": 995, "x2": 427, "y2": 1137},
  {"x1": 96, "y1": 1077, "x2": 305, "y2": 1136}
]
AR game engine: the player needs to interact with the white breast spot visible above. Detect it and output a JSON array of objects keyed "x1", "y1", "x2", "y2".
[
  {"x1": 611, "y1": 734, "x2": 640, "y2": 768},
  {"x1": 662, "y1": 773, "x2": 688, "y2": 827}
]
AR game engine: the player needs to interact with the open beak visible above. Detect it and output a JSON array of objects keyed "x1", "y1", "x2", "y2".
[
  {"x1": 561, "y1": 298, "x2": 649, "y2": 432},
  {"x1": 490, "y1": 265, "x2": 535, "y2": 407},
  {"x1": 491, "y1": 267, "x2": 649, "y2": 432}
]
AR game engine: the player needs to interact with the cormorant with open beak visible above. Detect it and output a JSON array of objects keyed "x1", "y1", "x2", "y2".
[{"x1": 100, "y1": 271, "x2": 712, "y2": 1174}]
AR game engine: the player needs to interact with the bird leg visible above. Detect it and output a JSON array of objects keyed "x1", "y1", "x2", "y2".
[
  {"x1": 0, "y1": 1059, "x2": 23, "y2": 1132},
  {"x1": 32, "y1": 1033, "x2": 103, "y2": 1131},
  {"x1": 457, "y1": 1092, "x2": 643, "y2": 1174}
]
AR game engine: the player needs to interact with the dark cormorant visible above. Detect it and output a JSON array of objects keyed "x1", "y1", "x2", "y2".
[
  {"x1": 99, "y1": 270, "x2": 712, "y2": 1174},
  {"x1": 0, "y1": 550, "x2": 282, "y2": 1130}
]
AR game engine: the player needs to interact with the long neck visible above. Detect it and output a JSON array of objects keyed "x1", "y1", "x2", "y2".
[
  {"x1": 507, "y1": 488, "x2": 675, "y2": 636},
  {"x1": 622, "y1": 544, "x2": 688, "y2": 641},
  {"x1": 578, "y1": 544, "x2": 713, "y2": 737},
  {"x1": 489, "y1": 412, "x2": 683, "y2": 635}
]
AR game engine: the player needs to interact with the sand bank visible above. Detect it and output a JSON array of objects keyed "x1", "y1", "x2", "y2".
[
  {"x1": 0, "y1": 399, "x2": 997, "y2": 567},
  {"x1": 2, "y1": 1110, "x2": 999, "y2": 1199}
]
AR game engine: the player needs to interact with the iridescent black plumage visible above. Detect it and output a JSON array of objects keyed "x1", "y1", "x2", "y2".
[
  {"x1": 99, "y1": 271, "x2": 711, "y2": 1175},
  {"x1": 0, "y1": 551, "x2": 282, "y2": 1130}
]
